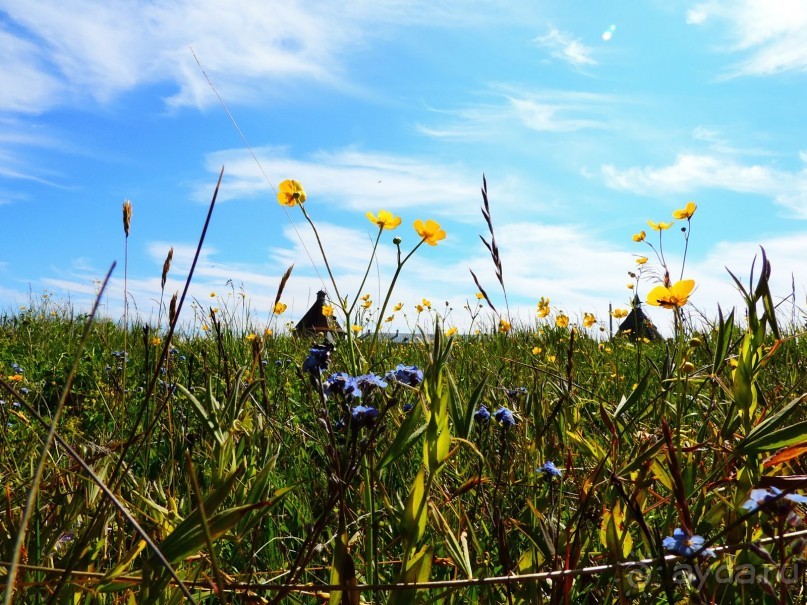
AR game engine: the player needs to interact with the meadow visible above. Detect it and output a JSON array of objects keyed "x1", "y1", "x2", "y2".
[{"x1": 2, "y1": 177, "x2": 807, "y2": 604}]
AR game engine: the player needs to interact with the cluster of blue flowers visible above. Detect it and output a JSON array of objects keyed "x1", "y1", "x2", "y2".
[
  {"x1": 538, "y1": 461, "x2": 562, "y2": 478},
  {"x1": 10, "y1": 363, "x2": 24, "y2": 374},
  {"x1": 385, "y1": 364, "x2": 423, "y2": 386},
  {"x1": 302, "y1": 344, "x2": 332, "y2": 375},
  {"x1": 742, "y1": 486, "x2": 807, "y2": 526}
]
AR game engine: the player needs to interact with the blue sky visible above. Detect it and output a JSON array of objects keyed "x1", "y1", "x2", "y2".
[{"x1": 2, "y1": 0, "x2": 807, "y2": 334}]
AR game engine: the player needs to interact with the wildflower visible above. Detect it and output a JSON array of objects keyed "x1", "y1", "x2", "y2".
[
  {"x1": 422, "y1": 298, "x2": 431, "y2": 309},
  {"x1": 648, "y1": 220, "x2": 673, "y2": 231},
  {"x1": 636, "y1": 256, "x2": 648, "y2": 265},
  {"x1": 151, "y1": 337, "x2": 162, "y2": 347},
  {"x1": 402, "y1": 403, "x2": 414, "y2": 413},
  {"x1": 499, "y1": 318, "x2": 511, "y2": 333},
  {"x1": 264, "y1": 328, "x2": 273, "y2": 336},
  {"x1": 356, "y1": 373, "x2": 388, "y2": 394},
  {"x1": 506, "y1": 386, "x2": 527, "y2": 399},
  {"x1": 274, "y1": 302, "x2": 287, "y2": 314},
  {"x1": 7, "y1": 374, "x2": 23, "y2": 383},
  {"x1": 555, "y1": 314, "x2": 569, "y2": 328},
  {"x1": 475, "y1": 292, "x2": 485, "y2": 299},
  {"x1": 246, "y1": 333, "x2": 257, "y2": 341},
  {"x1": 646, "y1": 279, "x2": 695, "y2": 309},
  {"x1": 742, "y1": 487, "x2": 807, "y2": 518},
  {"x1": 361, "y1": 294, "x2": 371, "y2": 301},
  {"x1": 415, "y1": 304, "x2": 424, "y2": 313},
  {"x1": 494, "y1": 406, "x2": 515, "y2": 427},
  {"x1": 536, "y1": 297, "x2": 550, "y2": 318},
  {"x1": 322, "y1": 305, "x2": 334, "y2": 317},
  {"x1": 352, "y1": 325, "x2": 363, "y2": 334},
  {"x1": 627, "y1": 283, "x2": 634, "y2": 290},
  {"x1": 673, "y1": 201, "x2": 697, "y2": 220},
  {"x1": 632, "y1": 231, "x2": 646, "y2": 242},
  {"x1": 325, "y1": 373, "x2": 362, "y2": 399},
  {"x1": 277, "y1": 179, "x2": 306, "y2": 207},
  {"x1": 302, "y1": 344, "x2": 331, "y2": 375},
  {"x1": 385, "y1": 315, "x2": 395, "y2": 322},
  {"x1": 538, "y1": 461, "x2": 562, "y2": 478},
  {"x1": 351, "y1": 405, "x2": 380, "y2": 429},
  {"x1": 546, "y1": 354, "x2": 557, "y2": 363},
  {"x1": 414, "y1": 219, "x2": 447, "y2": 246},
  {"x1": 531, "y1": 346, "x2": 542, "y2": 355},
  {"x1": 445, "y1": 327, "x2": 458, "y2": 337},
  {"x1": 366, "y1": 209, "x2": 402, "y2": 230},
  {"x1": 10, "y1": 363, "x2": 24, "y2": 374},
  {"x1": 362, "y1": 299, "x2": 372, "y2": 309},
  {"x1": 662, "y1": 528, "x2": 715, "y2": 558},
  {"x1": 473, "y1": 405, "x2": 491, "y2": 423},
  {"x1": 393, "y1": 302, "x2": 403, "y2": 311},
  {"x1": 583, "y1": 312, "x2": 596, "y2": 328},
  {"x1": 386, "y1": 364, "x2": 424, "y2": 386},
  {"x1": 612, "y1": 308, "x2": 628, "y2": 319},
  {"x1": 210, "y1": 292, "x2": 216, "y2": 298}
]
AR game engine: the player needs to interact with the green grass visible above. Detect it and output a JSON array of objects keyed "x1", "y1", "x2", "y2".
[{"x1": 2, "y1": 279, "x2": 807, "y2": 604}]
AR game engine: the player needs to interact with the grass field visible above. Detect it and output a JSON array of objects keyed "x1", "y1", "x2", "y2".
[{"x1": 2, "y1": 180, "x2": 807, "y2": 604}]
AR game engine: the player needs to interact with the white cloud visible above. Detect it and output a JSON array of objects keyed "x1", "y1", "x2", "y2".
[
  {"x1": 687, "y1": 0, "x2": 807, "y2": 76},
  {"x1": 533, "y1": 27, "x2": 597, "y2": 67},
  {"x1": 198, "y1": 146, "x2": 482, "y2": 219},
  {"x1": 602, "y1": 153, "x2": 807, "y2": 216}
]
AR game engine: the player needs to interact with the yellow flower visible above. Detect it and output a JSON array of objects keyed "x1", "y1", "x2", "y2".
[
  {"x1": 210, "y1": 292, "x2": 216, "y2": 298},
  {"x1": 475, "y1": 292, "x2": 485, "y2": 299},
  {"x1": 277, "y1": 179, "x2": 306, "y2": 207},
  {"x1": 636, "y1": 256, "x2": 648, "y2": 265},
  {"x1": 536, "y1": 297, "x2": 550, "y2": 318},
  {"x1": 385, "y1": 315, "x2": 395, "y2": 323},
  {"x1": 366, "y1": 209, "x2": 402, "y2": 230},
  {"x1": 151, "y1": 337, "x2": 162, "y2": 346},
  {"x1": 246, "y1": 333, "x2": 257, "y2": 341},
  {"x1": 583, "y1": 312, "x2": 596, "y2": 328},
  {"x1": 672, "y1": 201, "x2": 697, "y2": 220},
  {"x1": 361, "y1": 294, "x2": 371, "y2": 301},
  {"x1": 422, "y1": 299, "x2": 431, "y2": 309},
  {"x1": 647, "y1": 220, "x2": 673, "y2": 231},
  {"x1": 393, "y1": 302, "x2": 403, "y2": 311},
  {"x1": 362, "y1": 299, "x2": 372, "y2": 309},
  {"x1": 445, "y1": 327, "x2": 458, "y2": 337},
  {"x1": 202, "y1": 324, "x2": 209, "y2": 332},
  {"x1": 264, "y1": 328, "x2": 273, "y2": 336},
  {"x1": 498, "y1": 318, "x2": 511, "y2": 333},
  {"x1": 274, "y1": 302, "x2": 287, "y2": 314},
  {"x1": 646, "y1": 279, "x2": 696, "y2": 309},
  {"x1": 632, "y1": 231, "x2": 646, "y2": 242},
  {"x1": 322, "y1": 304, "x2": 334, "y2": 317},
  {"x1": 211, "y1": 307, "x2": 219, "y2": 314},
  {"x1": 611, "y1": 308, "x2": 629, "y2": 319},
  {"x1": 415, "y1": 304, "x2": 424, "y2": 313},
  {"x1": 627, "y1": 283, "x2": 634, "y2": 290},
  {"x1": 352, "y1": 325, "x2": 363, "y2": 334},
  {"x1": 532, "y1": 346, "x2": 542, "y2": 355},
  {"x1": 555, "y1": 314, "x2": 569, "y2": 328},
  {"x1": 413, "y1": 219, "x2": 446, "y2": 246},
  {"x1": 546, "y1": 354, "x2": 557, "y2": 363},
  {"x1": 8, "y1": 374, "x2": 23, "y2": 382}
]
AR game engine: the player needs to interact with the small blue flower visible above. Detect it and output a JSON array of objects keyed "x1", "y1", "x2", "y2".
[
  {"x1": 493, "y1": 406, "x2": 515, "y2": 427},
  {"x1": 19, "y1": 387, "x2": 29, "y2": 396},
  {"x1": 351, "y1": 405, "x2": 380, "y2": 428},
  {"x1": 356, "y1": 373, "x2": 388, "y2": 394},
  {"x1": 303, "y1": 345, "x2": 331, "y2": 375},
  {"x1": 402, "y1": 403, "x2": 414, "y2": 413},
  {"x1": 473, "y1": 405, "x2": 491, "y2": 423},
  {"x1": 538, "y1": 461, "x2": 562, "y2": 478},
  {"x1": 662, "y1": 528, "x2": 715, "y2": 558},
  {"x1": 386, "y1": 364, "x2": 424, "y2": 387},
  {"x1": 742, "y1": 487, "x2": 807, "y2": 515},
  {"x1": 506, "y1": 386, "x2": 527, "y2": 399},
  {"x1": 11, "y1": 363, "x2": 24, "y2": 374},
  {"x1": 325, "y1": 373, "x2": 362, "y2": 399}
]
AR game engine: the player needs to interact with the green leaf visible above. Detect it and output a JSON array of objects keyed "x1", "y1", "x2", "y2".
[
  {"x1": 378, "y1": 403, "x2": 427, "y2": 470},
  {"x1": 739, "y1": 420, "x2": 807, "y2": 454}
]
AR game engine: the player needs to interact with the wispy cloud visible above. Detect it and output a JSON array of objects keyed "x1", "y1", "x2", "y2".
[
  {"x1": 602, "y1": 152, "x2": 807, "y2": 216},
  {"x1": 533, "y1": 27, "x2": 597, "y2": 67},
  {"x1": 687, "y1": 0, "x2": 807, "y2": 77},
  {"x1": 198, "y1": 146, "x2": 481, "y2": 219}
]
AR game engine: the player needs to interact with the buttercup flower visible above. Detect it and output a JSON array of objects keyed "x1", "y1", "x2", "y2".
[
  {"x1": 648, "y1": 220, "x2": 673, "y2": 231},
  {"x1": 537, "y1": 297, "x2": 550, "y2": 318},
  {"x1": 414, "y1": 219, "x2": 446, "y2": 246},
  {"x1": 632, "y1": 231, "x2": 646, "y2": 242},
  {"x1": 532, "y1": 346, "x2": 542, "y2": 355},
  {"x1": 352, "y1": 325, "x2": 363, "y2": 334},
  {"x1": 422, "y1": 299, "x2": 431, "y2": 309},
  {"x1": 499, "y1": 318, "x2": 511, "y2": 333},
  {"x1": 415, "y1": 304, "x2": 424, "y2": 313},
  {"x1": 274, "y1": 302, "x2": 287, "y2": 314},
  {"x1": 246, "y1": 333, "x2": 257, "y2": 341},
  {"x1": 393, "y1": 302, "x2": 403, "y2": 311},
  {"x1": 646, "y1": 279, "x2": 695, "y2": 308},
  {"x1": 611, "y1": 308, "x2": 629, "y2": 319},
  {"x1": 663, "y1": 528, "x2": 715, "y2": 558},
  {"x1": 583, "y1": 312, "x2": 596, "y2": 328},
  {"x1": 555, "y1": 314, "x2": 570, "y2": 328},
  {"x1": 475, "y1": 292, "x2": 485, "y2": 300},
  {"x1": 322, "y1": 305, "x2": 334, "y2": 317},
  {"x1": 277, "y1": 179, "x2": 306, "y2": 207},
  {"x1": 636, "y1": 256, "x2": 648, "y2": 265},
  {"x1": 673, "y1": 201, "x2": 697, "y2": 220},
  {"x1": 366, "y1": 209, "x2": 402, "y2": 230},
  {"x1": 445, "y1": 327, "x2": 458, "y2": 337}
]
